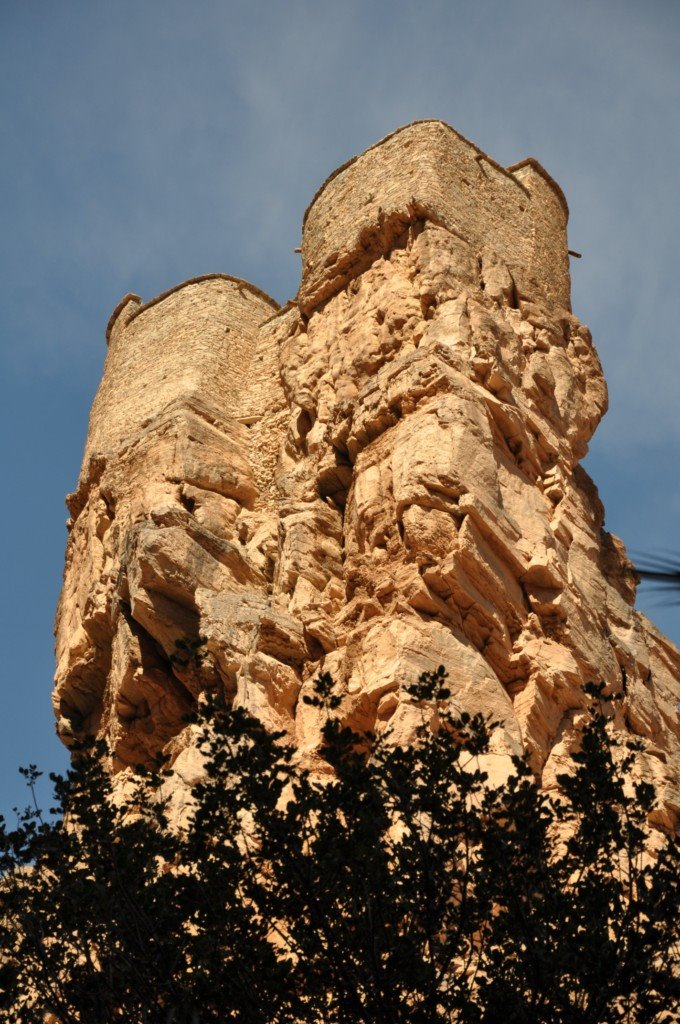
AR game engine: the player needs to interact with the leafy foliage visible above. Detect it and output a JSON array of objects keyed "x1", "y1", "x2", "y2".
[{"x1": 1, "y1": 670, "x2": 677, "y2": 1023}]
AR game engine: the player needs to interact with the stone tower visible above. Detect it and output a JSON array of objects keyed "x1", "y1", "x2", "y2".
[{"x1": 55, "y1": 121, "x2": 680, "y2": 827}]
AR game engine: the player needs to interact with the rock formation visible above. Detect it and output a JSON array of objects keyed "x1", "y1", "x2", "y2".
[{"x1": 55, "y1": 121, "x2": 680, "y2": 828}]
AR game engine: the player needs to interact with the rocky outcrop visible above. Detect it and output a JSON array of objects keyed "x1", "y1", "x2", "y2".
[{"x1": 54, "y1": 121, "x2": 680, "y2": 828}]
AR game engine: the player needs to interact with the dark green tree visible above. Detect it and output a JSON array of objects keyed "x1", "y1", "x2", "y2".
[{"x1": 1, "y1": 671, "x2": 677, "y2": 1023}]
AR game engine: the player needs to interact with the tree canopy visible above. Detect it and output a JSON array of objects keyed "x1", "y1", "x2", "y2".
[{"x1": 1, "y1": 670, "x2": 678, "y2": 1023}]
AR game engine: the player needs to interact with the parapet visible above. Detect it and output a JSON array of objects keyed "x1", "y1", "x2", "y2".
[
  {"x1": 83, "y1": 275, "x2": 279, "y2": 470},
  {"x1": 298, "y1": 120, "x2": 571, "y2": 314}
]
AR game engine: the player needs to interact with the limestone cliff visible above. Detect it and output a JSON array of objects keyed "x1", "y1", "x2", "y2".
[{"x1": 54, "y1": 121, "x2": 680, "y2": 828}]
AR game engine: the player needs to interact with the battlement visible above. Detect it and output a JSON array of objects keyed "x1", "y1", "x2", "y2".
[{"x1": 298, "y1": 120, "x2": 570, "y2": 314}]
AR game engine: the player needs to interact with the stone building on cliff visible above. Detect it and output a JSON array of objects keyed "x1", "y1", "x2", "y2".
[{"x1": 55, "y1": 121, "x2": 680, "y2": 828}]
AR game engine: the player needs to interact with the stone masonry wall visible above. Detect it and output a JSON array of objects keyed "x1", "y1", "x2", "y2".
[{"x1": 299, "y1": 122, "x2": 570, "y2": 313}]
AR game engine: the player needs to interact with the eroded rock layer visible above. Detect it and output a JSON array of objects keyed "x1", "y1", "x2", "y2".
[{"x1": 55, "y1": 121, "x2": 680, "y2": 827}]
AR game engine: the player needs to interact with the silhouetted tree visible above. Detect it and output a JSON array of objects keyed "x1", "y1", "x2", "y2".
[{"x1": 1, "y1": 671, "x2": 677, "y2": 1023}]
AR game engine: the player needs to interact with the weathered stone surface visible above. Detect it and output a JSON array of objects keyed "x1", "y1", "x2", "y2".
[
  {"x1": 299, "y1": 121, "x2": 570, "y2": 313},
  {"x1": 55, "y1": 120, "x2": 680, "y2": 827}
]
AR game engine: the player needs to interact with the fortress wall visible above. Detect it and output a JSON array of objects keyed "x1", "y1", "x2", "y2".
[
  {"x1": 509, "y1": 159, "x2": 571, "y2": 307},
  {"x1": 83, "y1": 276, "x2": 279, "y2": 471},
  {"x1": 236, "y1": 307, "x2": 291, "y2": 424},
  {"x1": 243, "y1": 308, "x2": 298, "y2": 512},
  {"x1": 298, "y1": 120, "x2": 570, "y2": 314}
]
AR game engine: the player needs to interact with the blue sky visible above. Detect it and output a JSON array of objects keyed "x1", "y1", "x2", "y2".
[{"x1": 1, "y1": 0, "x2": 679, "y2": 818}]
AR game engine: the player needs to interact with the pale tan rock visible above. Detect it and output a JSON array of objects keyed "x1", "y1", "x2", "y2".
[{"x1": 55, "y1": 121, "x2": 680, "y2": 827}]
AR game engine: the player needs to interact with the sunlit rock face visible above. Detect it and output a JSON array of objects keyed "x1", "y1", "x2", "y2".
[{"x1": 54, "y1": 121, "x2": 680, "y2": 828}]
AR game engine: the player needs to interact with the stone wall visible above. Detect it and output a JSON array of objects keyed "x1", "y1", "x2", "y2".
[
  {"x1": 86, "y1": 275, "x2": 278, "y2": 463},
  {"x1": 298, "y1": 121, "x2": 570, "y2": 314}
]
